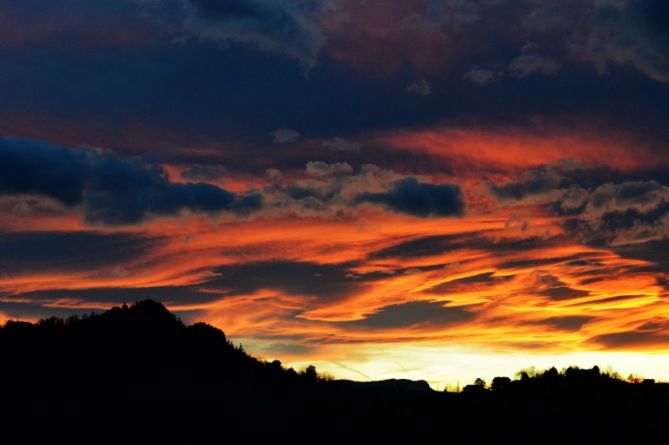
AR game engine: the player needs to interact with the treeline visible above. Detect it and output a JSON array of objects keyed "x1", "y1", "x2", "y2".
[
  {"x1": 0, "y1": 300, "x2": 666, "y2": 444},
  {"x1": 459, "y1": 365, "x2": 657, "y2": 394}
]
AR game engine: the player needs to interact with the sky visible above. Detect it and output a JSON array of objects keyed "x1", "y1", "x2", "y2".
[{"x1": 1, "y1": 0, "x2": 669, "y2": 389}]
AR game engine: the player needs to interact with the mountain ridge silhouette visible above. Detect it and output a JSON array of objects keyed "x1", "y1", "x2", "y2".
[{"x1": 1, "y1": 300, "x2": 666, "y2": 443}]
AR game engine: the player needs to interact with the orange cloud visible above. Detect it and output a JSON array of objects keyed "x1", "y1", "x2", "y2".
[
  {"x1": 2, "y1": 205, "x2": 666, "y2": 353},
  {"x1": 378, "y1": 126, "x2": 663, "y2": 175}
]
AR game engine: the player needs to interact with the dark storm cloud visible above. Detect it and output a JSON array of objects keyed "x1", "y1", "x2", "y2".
[
  {"x1": 207, "y1": 261, "x2": 364, "y2": 300},
  {"x1": 0, "y1": 1, "x2": 667, "y2": 231},
  {"x1": 656, "y1": 274, "x2": 669, "y2": 291},
  {"x1": 0, "y1": 137, "x2": 89, "y2": 206},
  {"x1": 568, "y1": 294, "x2": 640, "y2": 307},
  {"x1": 5, "y1": 0, "x2": 668, "y2": 83},
  {"x1": 496, "y1": 254, "x2": 594, "y2": 271},
  {"x1": 534, "y1": 274, "x2": 591, "y2": 300},
  {"x1": 0, "y1": 232, "x2": 160, "y2": 274},
  {"x1": 522, "y1": 316, "x2": 594, "y2": 331},
  {"x1": 0, "y1": 136, "x2": 262, "y2": 225},
  {"x1": 0, "y1": 0, "x2": 157, "y2": 50},
  {"x1": 369, "y1": 233, "x2": 565, "y2": 263},
  {"x1": 516, "y1": 0, "x2": 669, "y2": 83},
  {"x1": 2, "y1": 14, "x2": 668, "y2": 170},
  {"x1": 345, "y1": 301, "x2": 477, "y2": 329},
  {"x1": 0, "y1": 300, "x2": 107, "y2": 321},
  {"x1": 584, "y1": 181, "x2": 669, "y2": 217},
  {"x1": 3, "y1": 259, "x2": 385, "y2": 309},
  {"x1": 490, "y1": 161, "x2": 669, "y2": 245},
  {"x1": 180, "y1": 164, "x2": 227, "y2": 181},
  {"x1": 612, "y1": 240, "x2": 669, "y2": 273},
  {"x1": 589, "y1": 318, "x2": 669, "y2": 348},
  {"x1": 591, "y1": 331, "x2": 669, "y2": 348},
  {"x1": 565, "y1": 201, "x2": 669, "y2": 247},
  {"x1": 368, "y1": 233, "x2": 479, "y2": 259},
  {"x1": 259, "y1": 166, "x2": 468, "y2": 218},
  {"x1": 1, "y1": 0, "x2": 668, "y2": 160},
  {"x1": 356, "y1": 178, "x2": 465, "y2": 218},
  {"x1": 566, "y1": 263, "x2": 630, "y2": 286},
  {"x1": 538, "y1": 286, "x2": 590, "y2": 300},
  {"x1": 323, "y1": 0, "x2": 669, "y2": 82},
  {"x1": 8, "y1": 286, "x2": 208, "y2": 306},
  {"x1": 0, "y1": 0, "x2": 323, "y2": 66},
  {"x1": 488, "y1": 161, "x2": 617, "y2": 202},
  {"x1": 427, "y1": 272, "x2": 513, "y2": 295},
  {"x1": 183, "y1": 0, "x2": 323, "y2": 66}
]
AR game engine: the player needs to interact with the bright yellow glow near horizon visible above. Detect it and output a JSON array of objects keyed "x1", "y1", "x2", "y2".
[{"x1": 240, "y1": 340, "x2": 669, "y2": 390}]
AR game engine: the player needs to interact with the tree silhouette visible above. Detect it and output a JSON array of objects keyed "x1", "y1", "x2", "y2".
[
  {"x1": 303, "y1": 364, "x2": 318, "y2": 381},
  {"x1": 491, "y1": 376, "x2": 511, "y2": 391}
]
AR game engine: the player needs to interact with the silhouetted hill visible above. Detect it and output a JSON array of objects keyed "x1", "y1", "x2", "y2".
[
  {"x1": 1, "y1": 301, "x2": 666, "y2": 444},
  {"x1": 331, "y1": 378, "x2": 433, "y2": 394}
]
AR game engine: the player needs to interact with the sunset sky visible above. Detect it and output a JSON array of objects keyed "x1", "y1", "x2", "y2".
[{"x1": 1, "y1": 0, "x2": 669, "y2": 388}]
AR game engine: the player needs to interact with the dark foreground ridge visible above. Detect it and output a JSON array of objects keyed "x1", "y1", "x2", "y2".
[{"x1": 1, "y1": 301, "x2": 666, "y2": 443}]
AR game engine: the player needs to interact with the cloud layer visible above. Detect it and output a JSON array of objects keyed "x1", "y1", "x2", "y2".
[{"x1": 0, "y1": 137, "x2": 262, "y2": 225}]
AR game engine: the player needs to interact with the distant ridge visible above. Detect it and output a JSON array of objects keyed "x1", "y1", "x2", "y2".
[{"x1": 0, "y1": 300, "x2": 666, "y2": 444}]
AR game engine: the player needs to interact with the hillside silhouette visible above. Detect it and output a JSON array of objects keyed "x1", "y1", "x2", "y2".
[{"x1": 1, "y1": 300, "x2": 666, "y2": 443}]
